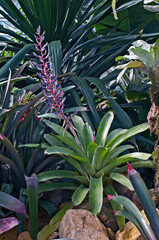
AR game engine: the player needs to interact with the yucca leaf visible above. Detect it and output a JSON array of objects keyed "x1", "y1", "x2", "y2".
[
  {"x1": 69, "y1": 89, "x2": 93, "y2": 129},
  {"x1": 0, "y1": 44, "x2": 33, "y2": 78},
  {"x1": 48, "y1": 40, "x2": 62, "y2": 75},
  {"x1": 86, "y1": 77, "x2": 133, "y2": 129},
  {"x1": 69, "y1": 75, "x2": 100, "y2": 128}
]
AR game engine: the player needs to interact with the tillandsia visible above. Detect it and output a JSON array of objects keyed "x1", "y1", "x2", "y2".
[{"x1": 33, "y1": 26, "x2": 78, "y2": 139}]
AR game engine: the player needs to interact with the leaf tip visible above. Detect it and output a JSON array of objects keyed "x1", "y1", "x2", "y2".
[
  {"x1": 114, "y1": 210, "x2": 118, "y2": 215},
  {"x1": 107, "y1": 195, "x2": 115, "y2": 200},
  {"x1": 127, "y1": 162, "x2": 136, "y2": 173}
]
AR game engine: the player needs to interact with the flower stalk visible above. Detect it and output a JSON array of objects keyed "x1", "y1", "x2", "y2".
[{"x1": 34, "y1": 26, "x2": 79, "y2": 143}]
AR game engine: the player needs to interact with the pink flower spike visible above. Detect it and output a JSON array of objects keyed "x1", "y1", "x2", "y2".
[
  {"x1": 114, "y1": 210, "x2": 118, "y2": 215},
  {"x1": 107, "y1": 195, "x2": 115, "y2": 200}
]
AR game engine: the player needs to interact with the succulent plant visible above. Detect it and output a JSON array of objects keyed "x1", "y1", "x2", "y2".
[{"x1": 38, "y1": 111, "x2": 154, "y2": 216}]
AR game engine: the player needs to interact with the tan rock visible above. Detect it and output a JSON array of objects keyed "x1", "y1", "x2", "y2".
[
  {"x1": 115, "y1": 209, "x2": 159, "y2": 240},
  {"x1": 18, "y1": 231, "x2": 32, "y2": 240},
  {"x1": 59, "y1": 209, "x2": 109, "y2": 240},
  {"x1": 115, "y1": 221, "x2": 144, "y2": 240},
  {"x1": 75, "y1": 197, "x2": 118, "y2": 232}
]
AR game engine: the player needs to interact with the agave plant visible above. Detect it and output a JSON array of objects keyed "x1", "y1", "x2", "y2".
[
  {"x1": 37, "y1": 111, "x2": 155, "y2": 216},
  {"x1": 109, "y1": 163, "x2": 159, "y2": 240}
]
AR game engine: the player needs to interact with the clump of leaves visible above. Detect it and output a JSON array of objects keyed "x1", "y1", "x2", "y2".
[{"x1": 38, "y1": 111, "x2": 154, "y2": 216}]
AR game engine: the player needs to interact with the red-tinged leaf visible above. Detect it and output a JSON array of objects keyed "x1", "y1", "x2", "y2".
[
  {"x1": 107, "y1": 195, "x2": 115, "y2": 200},
  {"x1": 0, "y1": 191, "x2": 27, "y2": 216},
  {"x1": 127, "y1": 162, "x2": 136, "y2": 173},
  {"x1": 0, "y1": 217, "x2": 19, "y2": 234}
]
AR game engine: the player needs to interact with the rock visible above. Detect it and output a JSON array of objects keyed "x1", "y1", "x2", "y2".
[
  {"x1": 115, "y1": 221, "x2": 144, "y2": 240},
  {"x1": 59, "y1": 209, "x2": 109, "y2": 240},
  {"x1": 17, "y1": 231, "x2": 32, "y2": 240},
  {"x1": 115, "y1": 209, "x2": 159, "y2": 240},
  {"x1": 75, "y1": 197, "x2": 118, "y2": 232}
]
